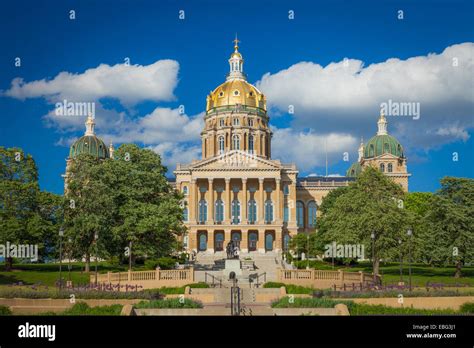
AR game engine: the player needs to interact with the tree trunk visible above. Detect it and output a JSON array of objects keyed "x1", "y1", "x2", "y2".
[
  {"x1": 454, "y1": 260, "x2": 462, "y2": 278},
  {"x1": 85, "y1": 252, "x2": 90, "y2": 273},
  {"x1": 373, "y1": 257, "x2": 380, "y2": 284},
  {"x1": 5, "y1": 257, "x2": 13, "y2": 271}
]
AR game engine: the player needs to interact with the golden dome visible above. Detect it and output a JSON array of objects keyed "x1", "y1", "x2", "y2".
[
  {"x1": 207, "y1": 79, "x2": 266, "y2": 112},
  {"x1": 206, "y1": 36, "x2": 266, "y2": 113}
]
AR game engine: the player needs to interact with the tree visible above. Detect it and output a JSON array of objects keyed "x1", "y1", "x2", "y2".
[
  {"x1": 63, "y1": 154, "x2": 114, "y2": 272},
  {"x1": 428, "y1": 177, "x2": 474, "y2": 278},
  {"x1": 0, "y1": 147, "x2": 62, "y2": 270},
  {"x1": 316, "y1": 166, "x2": 412, "y2": 276},
  {"x1": 97, "y1": 144, "x2": 185, "y2": 266}
]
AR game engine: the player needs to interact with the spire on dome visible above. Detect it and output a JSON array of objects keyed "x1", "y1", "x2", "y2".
[
  {"x1": 84, "y1": 114, "x2": 96, "y2": 136},
  {"x1": 377, "y1": 112, "x2": 388, "y2": 136},
  {"x1": 358, "y1": 137, "x2": 364, "y2": 161},
  {"x1": 227, "y1": 34, "x2": 246, "y2": 81}
]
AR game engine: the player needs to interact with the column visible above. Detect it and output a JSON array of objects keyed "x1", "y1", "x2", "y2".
[
  {"x1": 208, "y1": 230, "x2": 214, "y2": 253},
  {"x1": 208, "y1": 179, "x2": 214, "y2": 224},
  {"x1": 241, "y1": 229, "x2": 248, "y2": 253},
  {"x1": 258, "y1": 229, "x2": 265, "y2": 253},
  {"x1": 242, "y1": 178, "x2": 247, "y2": 224},
  {"x1": 258, "y1": 178, "x2": 265, "y2": 224},
  {"x1": 190, "y1": 179, "x2": 197, "y2": 223},
  {"x1": 225, "y1": 178, "x2": 231, "y2": 224},
  {"x1": 275, "y1": 178, "x2": 281, "y2": 222}
]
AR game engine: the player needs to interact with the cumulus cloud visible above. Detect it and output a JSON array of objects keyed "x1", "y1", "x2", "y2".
[
  {"x1": 257, "y1": 43, "x2": 474, "y2": 151},
  {"x1": 271, "y1": 128, "x2": 357, "y2": 171},
  {"x1": 3, "y1": 60, "x2": 179, "y2": 106},
  {"x1": 150, "y1": 142, "x2": 202, "y2": 169}
]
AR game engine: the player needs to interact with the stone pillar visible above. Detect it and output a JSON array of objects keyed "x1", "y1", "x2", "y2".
[
  {"x1": 208, "y1": 230, "x2": 214, "y2": 253},
  {"x1": 258, "y1": 229, "x2": 265, "y2": 254},
  {"x1": 241, "y1": 229, "x2": 248, "y2": 253},
  {"x1": 208, "y1": 179, "x2": 214, "y2": 224},
  {"x1": 225, "y1": 178, "x2": 231, "y2": 224},
  {"x1": 224, "y1": 229, "x2": 231, "y2": 245},
  {"x1": 242, "y1": 178, "x2": 247, "y2": 224},
  {"x1": 190, "y1": 179, "x2": 197, "y2": 223},
  {"x1": 258, "y1": 178, "x2": 265, "y2": 224},
  {"x1": 275, "y1": 178, "x2": 281, "y2": 222}
]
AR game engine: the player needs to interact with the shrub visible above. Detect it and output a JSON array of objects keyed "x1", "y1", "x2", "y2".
[
  {"x1": 263, "y1": 282, "x2": 285, "y2": 288},
  {"x1": 188, "y1": 282, "x2": 209, "y2": 289},
  {"x1": 459, "y1": 302, "x2": 474, "y2": 314},
  {"x1": 263, "y1": 282, "x2": 313, "y2": 294},
  {"x1": 135, "y1": 298, "x2": 202, "y2": 309},
  {"x1": 0, "y1": 305, "x2": 12, "y2": 315},
  {"x1": 144, "y1": 257, "x2": 177, "y2": 270},
  {"x1": 62, "y1": 302, "x2": 123, "y2": 316},
  {"x1": 271, "y1": 296, "x2": 352, "y2": 309},
  {"x1": 349, "y1": 303, "x2": 456, "y2": 315}
]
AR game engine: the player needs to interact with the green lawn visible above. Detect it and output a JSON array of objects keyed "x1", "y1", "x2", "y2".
[{"x1": 294, "y1": 261, "x2": 474, "y2": 287}]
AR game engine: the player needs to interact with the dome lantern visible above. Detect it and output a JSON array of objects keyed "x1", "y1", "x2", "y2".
[
  {"x1": 377, "y1": 112, "x2": 388, "y2": 136},
  {"x1": 227, "y1": 34, "x2": 246, "y2": 81},
  {"x1": 84, "y1": 114, "x2": 96, "y2": 136}
]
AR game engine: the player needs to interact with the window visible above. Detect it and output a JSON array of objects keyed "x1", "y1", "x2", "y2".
[
  {"x1": 219, "y1": 119, "x2": 224, "y2": 127},
  {"x1": 283, "y1": 185, "x2": 289, "y2": 195},
  {"x1": 248, "y1": 199, "x2": 257, "y2": 224},
  {"x1": 308, "y1": 201, "x2": 317, "y2": 228},
  {"x1": 265, "y1": 200, "x2": 273, "y2": 223},
  {"x1": 233, "y1": 118, "x2": 240, "y2": 126},
  {"x1": 369, "y1": 144, "x2": 374, "y2": 157},
  {"x1": 182, "y1": 186, "x2": 188, "y2": 195},
  {"x1": 183, "y1": 207, "x2": 188, "y2": 222},
  {"x1": 283, "y1": 234, "x2": 290, "y2": 251},
  {"x1": 215, "y1": 200, "x2": 224, "y2": 223},
  {"x1": 380, "y1": 163, "x2": 385, "y2": 172},
  {"x1": 248, "y1": 118, "x2": 254, "y2": 127},
  {"x1": 232, "y1": 200, "x2": 240, "y2": 224},
  {"x1": 248, "y1": 135, "x2": 254, "y2": 153},
  {"x1": 198, "y1": 200, "x2": 207, "y2": 223},
  {"x1": 384, "y1": 143, "x2": 390, "y2": 154},
  {"x1": 232, "y1": 135, "x2": 240, "y2": 150},
  {"x1": 388, "y1": 163, "x2": 393, "y2": 173},
  {"x1": 283, "y1": 204, "x2": 289, "y2": 222},
  {"x1": 297, "y1": 201, "x2": 304, "y2": 228},
  {"x1": 218, "y1": 136, "x2": 225, "y2": 153},
  {"x1": 233, "y1": 90, "x2": 240, "y2": 96},
  {"x1": 219, "y1": 91, "x2": 224, "y2": 97}
]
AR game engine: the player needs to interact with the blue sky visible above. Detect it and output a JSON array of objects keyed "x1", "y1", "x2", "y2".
[{"x1": 0, "y1": 0, "x2": 473, "y2": 194}]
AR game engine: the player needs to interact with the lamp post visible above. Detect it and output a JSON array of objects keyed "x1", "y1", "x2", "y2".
[
  {"x1": 306, "y1": 235, "x2": 310, "y2": 270},
  {"x1": 407, "y1": 229, "x2": 413, "y2": 291},
  {"x1": 398, "y1": 238, "x2": 403, "y2": 285},
  {"x1": 370, "y1": 232, "x2": 376, "y2": 283},
  {"x1": 58, "y1": 227, "x2": 64, "y2": 289},
  {"x1": 94, "y1": 232, "x2": 99, "y2": 286}
]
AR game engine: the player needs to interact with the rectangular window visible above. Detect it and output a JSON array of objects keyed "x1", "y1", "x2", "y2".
[{"x1": 283, "y1": 205, "x2": 289, "y2": 222}]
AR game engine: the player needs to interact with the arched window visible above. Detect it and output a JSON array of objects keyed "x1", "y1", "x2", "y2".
[
  {"x1": 215, "y1": 199, "x2": 224, "y2": 223},
  {"x1": 232, "y1": 200, "x2": 240, "y2": 224},
  {"x1": 283, "y1": 204, "x2": 289, "y2": 222},
  {"x1": 233, "y1": 118, "x2": 240, "y2": 126},
  {"x1": 296, "y1": 201, "x2": 304, "y2": 228},
  {"x1": 380, "y1": 163, "x2": 385, "y2": 172},
  {"x1": 369, "y1": 144, "x2": 374, "y2": 157},
  {"x1": 182, "y1": 186, "x2": 188, "y2": 195},
  {"x1": 388, "y1": 163, "x2": 393, "y2": 173},
  {"x1": 248, "y1": 135, "x2": 254, "y2": 154},
  {"x1": 248, "y1": 199, "x2": 257, "y2": 224},
  {"x1": 308, "y1": 201, "x2": 317, "y2": 228},
  {"x1": 198, "y1": 200, "x2": 207, "y2": 223},
  {"x1": 218, "y1": 136, "x2": 225, "y2": 154},
  {"x1": 283, "y1": 234, "x2": 290, "y2": 251},
  {"x1": 183, "y1": 207, "x2": 188, "y2": 222},
  {"x1": 232, "y1": 135, "x2": 240, "y2": 150},
  {"x1": 283, "y1": 185, "x2": 290, "y2": 195},
  {"x1": 265, "y1": 200, "x2": 273, "y2": 223},
  {"x1": 384, "y1": 143, "x2": 390, "y2": 154},
  {"x1": 248, "y1": 118, "x2": 254, "y2": 127},
  {"x1": 219, "y1": 119, "x2": 224, "y2": 127},
  {"x1": 199, "y1": 233, "x2": 207, "y2": 251}
]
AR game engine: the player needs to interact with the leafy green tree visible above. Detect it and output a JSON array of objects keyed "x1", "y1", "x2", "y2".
[
  {"x1": 428, "y1": 177, "x2": 474, "y2": 277},
  {"x1": 0, "y1": 147, "x2": 62, "y2": 269},
  {"x1": 97, "y1": 144, "x2": 185, "y2": 266},
  {"x1": 316, "y1": 166, "x2": 412, "y2": 275}
]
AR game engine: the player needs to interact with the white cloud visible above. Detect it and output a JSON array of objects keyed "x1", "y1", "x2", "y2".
[
  {"x1": 257, "y1": 43, "x2": 474, "y2": 150},
  {"x1": 271, "y1": 128, "x2": 357, "y2": 171},
  {"x1": 3, "y1": 60, "x2": 179, "y2": 106},
  {"x1": 150, "y1": 143, "x2": 202, "y2": 169}
]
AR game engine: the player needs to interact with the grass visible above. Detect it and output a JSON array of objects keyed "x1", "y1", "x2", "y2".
[
  {"x1": 271, "y1": 296, "x2": 469, "y2": 315},
  {"x1": 134, "y1": 298, "x2": 203, "y2": 309},
  {"x1": 294, "y1": 261, "x2": 474, "y2": 287},
  {"x1": 40, "y1": 302, "x2": 123, "y2": 316},
  {"x1": 263, "y1": 282, "x2": 314, "y2": 294},
  {"x1": 0, "y1": 305, "x2": 12, "y2": 315},
  {"x1": 156, "y1": 282, "x2": 210, "y2": 294}
]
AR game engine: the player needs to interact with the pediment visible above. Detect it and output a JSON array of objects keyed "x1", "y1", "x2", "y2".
[{"x1": 189, "y1": 150, "x2": 282, "y2": 170}]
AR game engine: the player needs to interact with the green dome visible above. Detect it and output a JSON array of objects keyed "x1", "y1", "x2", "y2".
[
  {"x1": 346, "y1": 162, "x2": 362, "y2": 177},
  {"x1": 364, "y1": 134, "x2": 404, "y2": 159},
  {"x1": 69, "y1": 135, "x2": 109, "y2": 159}
]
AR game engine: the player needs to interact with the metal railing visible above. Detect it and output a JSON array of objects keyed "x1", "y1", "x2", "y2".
[{"x1": 204, "y1": 272, "x2": 222, "y2": 288}]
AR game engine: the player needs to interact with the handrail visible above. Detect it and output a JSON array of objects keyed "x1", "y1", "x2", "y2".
[
  {"x1": 255, "y1": 272, "x2": 266, "y2": 288},
  {"x1": 204, "y1": 272, "x2": 222, "y2": 288}
]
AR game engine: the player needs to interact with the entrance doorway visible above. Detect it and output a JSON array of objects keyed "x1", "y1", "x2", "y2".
[
  {"x1": 265, "y1": 232, "x2": 274, "y2": 251},
  {"x1": 231, "y1": 231, "x2": 241, "y2": 249},
  {"x1": 215, "y1": 232, "x2": 224, "y2": 251},
  {"x1": 198, "y1": 232, "x2": 207, "y2": 251},
  {"x1": 248, "y1": 232, "x2": 258, "y2": 252}
]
